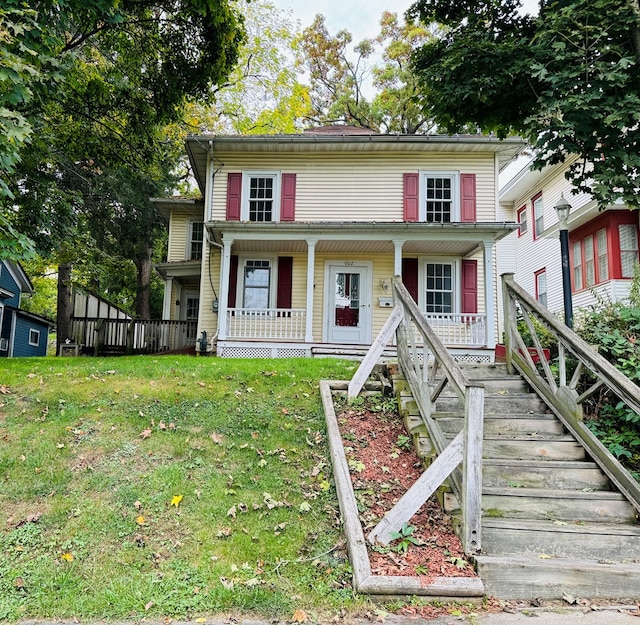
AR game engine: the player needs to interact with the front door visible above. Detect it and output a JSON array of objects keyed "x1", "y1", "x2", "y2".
[
  {"x1": 326, "y1": 263, "x2": 371, "y2": 344},
  {"x1": 180, "y1": 289, "x2": 200, "y2": 346}
]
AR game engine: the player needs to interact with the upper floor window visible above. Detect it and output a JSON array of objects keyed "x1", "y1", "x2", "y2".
[
  {"x1": 190, "y1": 221, "x2": 204, "y2": 261},
  {"x1": 532, "y1": 193, "x2": 544, "y2": 238},
  {"x1": 226, "y1": 172, "x2": 296, "y2": 222},
  {"x1": 423, "y1": 174, "x2": 456, "y2": 223},
  {"x1": 246, "y1": 175, "x2": 276, "y2": 222},
  {"x1": 517, "y1": 205, "x2": 528, "y2": 236}
]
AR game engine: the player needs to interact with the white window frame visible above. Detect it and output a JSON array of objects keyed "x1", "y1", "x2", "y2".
[
  {"x1": 419, "y1": 258, "x2": 460, "y2": 314},
  {"x1": 235, "y1": 256, "x2": 278, "y2": 310},
  {"x1": 241, "y1": 172, "x2": 281, "y2": 223},
  {"x1": 619, "y1": 224, "x2": 639, "y2": 278},
  {"x1": 535, "y1": 268, "x2": 547, "y2": 308},
  {"x1": 419, "y1": 171, "x2": 460, "y2": 223},
  {"x1": 533, "y1": 193, "x2": 544, "y2": 238},
  {"x1": 29, "y1": 328, "x2": 40, "y2": 347},
  {"x1": 188, "y1": 220, "x2": 204, "y2": 261}
]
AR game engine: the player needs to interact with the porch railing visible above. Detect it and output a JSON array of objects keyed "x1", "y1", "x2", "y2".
[
  {"x1": 226, "y1": 308, "x2": 306, "y2": 340},
  {"x1": 424, "y1": 313, "x2": 486, "y2": 346},
  {"x1": 69, "y1": 318, "x2": 197, "y2": 356},
  {"x1": 501, "y1": 272, "x2": 640, "y2": 513}
]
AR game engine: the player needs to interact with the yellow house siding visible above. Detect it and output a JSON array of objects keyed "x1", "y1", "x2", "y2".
[
  {"x1": 212, "y1": 152, "x2": 498, "y2": 223},
  {"x1": 167, "y1": 211, "x2": 189, "y2": 262},
  {"x1": 198, "y1": 248, "x2": 220, "y2": 336}
]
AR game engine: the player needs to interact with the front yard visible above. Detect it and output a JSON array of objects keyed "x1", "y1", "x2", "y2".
[{"x1": 0, "y1": 356, "x2": 364, "y2": 621}]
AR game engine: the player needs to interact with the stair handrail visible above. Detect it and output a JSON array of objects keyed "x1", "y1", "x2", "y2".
[
  {"x1": 393, "y1": 276, "x2": 485, "y2": 553},
  {"x1": 501, "y1": 272, "x2": 640, "y2": 512}
]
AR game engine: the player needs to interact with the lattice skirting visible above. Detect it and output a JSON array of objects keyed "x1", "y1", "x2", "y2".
[{"x1": 218, "y1": 345, "x2": 309, "y2": 358}]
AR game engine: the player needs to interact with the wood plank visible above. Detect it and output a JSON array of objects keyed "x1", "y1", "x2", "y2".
[
  {"x1": 367, "y1": 431, "x2": 464, "y2": 546},
  {"x1": 348, "y1": 305, "x2": 403, "y2": 400}
]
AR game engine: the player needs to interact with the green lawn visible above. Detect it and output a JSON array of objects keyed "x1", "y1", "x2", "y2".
[{"x1": 0, "y1": 355, "x2": 368, "y2": 621}]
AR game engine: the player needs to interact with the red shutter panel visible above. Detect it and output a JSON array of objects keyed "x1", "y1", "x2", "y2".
[
  {"x1": 461, "y1": 259, "x2": 478, "y2": 314},
  {"x1": 403, "y1": 173, "x2": 419, "y2": 222},
  {"x1": 227, "y1": 255, "x2": 239, "y2": 307},
  {"x1": 276, "y1": 256, "x2": 293, "y2": 309},
  {"x1": 460, "y1": 173, "x2": 477, "y2": 222},
  {"x1": 280, "y1": 174, "x2": 296, "y2": 221},
  {"x1": 226, "y1": 173, "x2": 242, "y2": 221},
  {"x1": 402, "y1": 258, "x2": 419, "y2": 303}
]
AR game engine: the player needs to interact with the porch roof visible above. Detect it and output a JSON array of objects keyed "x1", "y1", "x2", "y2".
[{"x1": 206, "y1": 220, "x2": 518, "y2": 256}]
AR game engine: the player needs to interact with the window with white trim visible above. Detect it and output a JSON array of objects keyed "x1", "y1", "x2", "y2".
[
  {"x1": 619, "y1": 224, "x2": 639, "y2": 278},
  {"x1": 29, "y1": 328, "x2": 40, "y2": 347},
  {"x1": 533, "y1": 193, "x2": 544, "y2": 238},
  {"x1": 242, "y1": 173, "x2": 279, "y2": 222},
  {"x1": 242, "y1": 259, "x2": 272, "y2": 309},
  {"x1": 535, "y1": 269, "x2": 547, "y2": 307},
  {"x1": 572, "y1": 241, "x2": 582, "y2": 290},
  {"x1": 424, "y1": 262, "x2": 454, "y2": 313},
  {"x1": 517, "y1": 205, "x2": 528, "y2": 236},
  {"x1": 189, "y1": 222, "x2": 204, "y2": 261},
  {"x1": 597, "y1": 228, "x2": 609, "y2": 282},
  {"x1": 421, "y1": 172, "x2": 458, "y2": 223}
]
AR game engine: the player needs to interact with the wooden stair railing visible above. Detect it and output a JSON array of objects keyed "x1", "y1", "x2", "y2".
[
  {"x1": 501, "y1": 272, "x2": 640, "y2": 514},
  {"x1": 348, "y1": 276, "x2": 485, "y2": 554}
]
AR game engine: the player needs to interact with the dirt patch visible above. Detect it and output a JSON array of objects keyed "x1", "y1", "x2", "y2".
[{"x1": 336, "y1": 398, "x2": 477, "y2": 583}]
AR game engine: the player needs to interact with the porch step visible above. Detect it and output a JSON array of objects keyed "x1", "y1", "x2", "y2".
[
  {"x1": 479, "y1": 518, "x2": 640, "y2": 560},
  {"x1": 473, "y1": 554, "x2": 640, "y2": 600},
  {"x1": 435, "y1": 394, "x2": 548, "y2": 414},
  {"x1": 436, "y1": 414, "x2": 565, "y2": 436},
  {"x1": 482, "y1": 459, "x2": 610, "y2": 490},
  {"x1": 480, "y1": 487, "x2": 637, "y2": 524}
]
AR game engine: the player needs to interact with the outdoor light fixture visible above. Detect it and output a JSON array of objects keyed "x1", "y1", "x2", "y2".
[{"x1": 554, "y1": 194, "x2": 573, "y2": 329}]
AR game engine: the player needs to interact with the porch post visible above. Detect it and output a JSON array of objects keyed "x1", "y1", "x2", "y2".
[
  {"x1": 482, "y1": 238, "x2": 496, "y2": 348},
  {"x1": 305, "y1": 239, "x2": 317, "y2": 343},
  {"x1": 392, "y1": 239, "x2": 405, "y2": 276},
  {"x1": 162, "y1": 277, "x2": 174, "y2": 320},
  {"x1": 218, "y1": 236, "x2": 234, "y2": 340}
]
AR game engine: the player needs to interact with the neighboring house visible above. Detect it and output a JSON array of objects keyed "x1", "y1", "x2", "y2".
[
  {"x1": 155, "y1": 127, "x2": 526, "y2": 359},
  {"x1": 0, "y1": 260, "x2": 52, "y2": 357},
  {"x1": 498, "y1": 157, "x2": 640, "y2": 323}
]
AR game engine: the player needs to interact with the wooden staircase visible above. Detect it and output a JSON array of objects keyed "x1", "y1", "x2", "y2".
[{"x1": 395, "y1": 362, "x2": 640, "y2": 600}]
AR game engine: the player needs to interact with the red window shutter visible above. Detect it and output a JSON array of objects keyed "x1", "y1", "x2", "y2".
[
  {"x1": 226, "y1": 173, "x2": 242, "y2": 221},
  {"x1": 280, "y1": 174, "x2": 296, "y2": 221},
  {"x1": 402, "y1": 258, "x2": 419, "y2": 302},
  {"x1": 461, "y1": 259, "x2": 478, "y2": 314},
  {"x1": 227, "y1": 255, "x2": 238, "y2": 307},
  {"x1": 276, "y1": 256, "x2": 293, "y2": 309},
  {"x1": 403, "y1": 173, "x2": 419, "y2": 222},
  {"x1": 460, "y1": 173, "x2": 477, "y2": 222}
]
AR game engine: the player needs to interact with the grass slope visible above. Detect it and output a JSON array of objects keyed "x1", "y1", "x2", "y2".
[{"x1": 0, "y1": 356, "x2": 362, "y2": 621}]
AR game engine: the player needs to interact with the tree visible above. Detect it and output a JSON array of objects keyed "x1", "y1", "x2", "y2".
[
  {"x1": 409, "y1": 0, "x2": 640, "y2": 208},
  {"x1": 296, "y1": 12, "x2": 434, "y2": 133},
  {"x1": 3, "y1": 0, "x2": 244, "y2": 349}
]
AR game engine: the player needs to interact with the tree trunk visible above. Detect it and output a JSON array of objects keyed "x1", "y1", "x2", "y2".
[
  {"x1": 135, "y1": 253, "x2": 152, "y2": 319},
  {"x1": 56, "y1": 262, "x2": 73, "y2": 355}
]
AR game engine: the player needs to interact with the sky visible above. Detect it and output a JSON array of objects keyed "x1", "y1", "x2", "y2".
[{"x1": 276, "y1": 0, "x2": 540, "y2": 43}]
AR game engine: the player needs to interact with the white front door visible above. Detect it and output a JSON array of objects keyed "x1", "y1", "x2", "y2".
[
  {"x1": 325, "y1": 262, "x2": 372, "y2": 344},
  {"x1": 180, "y1": 290, "x2": 200, "y2": 345}
]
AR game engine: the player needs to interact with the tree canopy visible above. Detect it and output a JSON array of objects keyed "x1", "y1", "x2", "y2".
[{"x1": 409, "y1": 0, "x2": 640, "y2": 208}]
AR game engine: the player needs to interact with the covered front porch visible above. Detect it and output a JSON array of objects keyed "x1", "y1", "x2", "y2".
[{"x1": 207, "y1": 221, "x2": 517, "y2": 359}]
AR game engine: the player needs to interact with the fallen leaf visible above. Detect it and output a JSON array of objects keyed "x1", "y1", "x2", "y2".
[
  {"x1": 60, "y1": 552, "x2": 74, "y2": 562},
  {"x1": 210, "y1": 432, "x2": 224, "y2": 444},
  {"x1": 299, "y1": 502, "x2": 312, "y2": 513},
  {"x1": 139, "y1": 429, "x2": 152, "y2": 439},
  {"x1": 195, "y1": 618, "x2": 207, "y2": 623},
  {"x1": 170, "y1": 495, "x2": 183, "y2": 507},
  {"x1": 145, "y1": 601, "x2": 154, "y2": 611},
  {"x1": 134, "y1": 501, "x2": 142, "y2": 510},
  {"x1": 14, "y1": 577, "x2": 25, "y2": 588},
  {"x1": 227, "y1": 505, "x2": 237, "y2": 518},
  {"x1": 158, "y1": 421, "x2": 167, "y2": 430},
  {"x1": 197, "y1": 381, "x2": 206, "y2": 387},
  {"x1": 538, "y1": 554, "x2": 553, "y2": 559},
  {"x1": 292, "y1": 609, "x2": 308, "y2": 623},
  {"x1": 136, "y1": 516, "x2": 146, "y2": 526},
  {"x1": 220, "y1": 577, "x2": 234, "y2": 590}
]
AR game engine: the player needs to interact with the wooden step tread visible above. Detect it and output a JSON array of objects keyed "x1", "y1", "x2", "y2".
[
  {"x1": 482, "y1": 486, "x2": 627, "y2": 501},
  {"x1": 483, "y1": 458, "x2": 600, "y2": 470},
  {"x1": 431, "y1": 411, "x2": 557, "y2": 420},
  {"x1": 482, "y1": 517, "x2": 640, "y2": 536}
]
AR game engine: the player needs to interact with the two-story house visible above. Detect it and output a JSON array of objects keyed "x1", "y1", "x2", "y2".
[
  {"x1": 156, "y1": 127, "x2": 526, "y2": 359},
  {"x1": 499, "y1": 156, "x2": 640, "y2": 321},
  {"x1": 0, "y1": 260, "x2": 52, "y2": 358}
]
